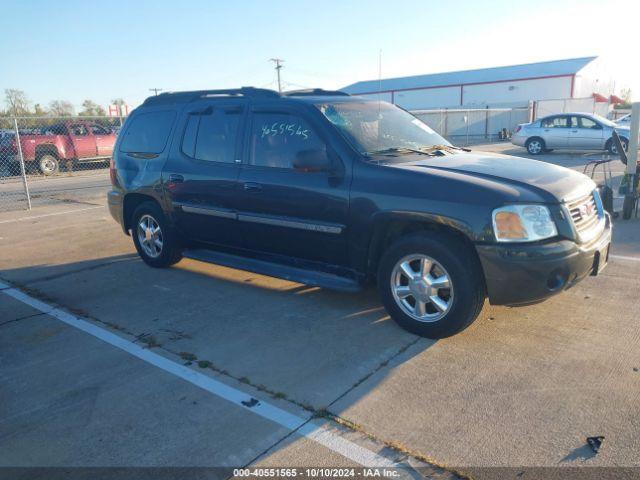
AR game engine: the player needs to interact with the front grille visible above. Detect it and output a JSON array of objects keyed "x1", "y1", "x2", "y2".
[{"x1": 566, "y1": 192, "x2": 601, "y2": 236}]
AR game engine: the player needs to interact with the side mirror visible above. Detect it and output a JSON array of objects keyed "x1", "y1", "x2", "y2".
[{"x1": 293, "y1": 148, "x2": 332, "y2": 173}]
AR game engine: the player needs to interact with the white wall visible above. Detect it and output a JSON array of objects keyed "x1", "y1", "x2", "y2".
[
  {"x1": 353, "y1": 92, "x2": 393, "y2": 103},
  {"x1": 573, "y1": 58, "x2": 616, "y2": 98},
  {"x1": 462, "y1": 76, "x2": 572, "y2": 108},
  {"x1": 393, "y1": 86, "x2": 461, "y2": 110}
]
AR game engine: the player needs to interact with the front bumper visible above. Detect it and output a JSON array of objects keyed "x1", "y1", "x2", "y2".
[{"x1": 476, "y1": 214, "x2": 612, "y2": 306}]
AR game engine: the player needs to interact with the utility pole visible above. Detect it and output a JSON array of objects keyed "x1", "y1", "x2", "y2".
[
  {"x1": 269, "y1": 58, "x2": 284, "y2": 93},
  {"x1": 149, "y1": 88, "x2": 163, "y2": 96}
]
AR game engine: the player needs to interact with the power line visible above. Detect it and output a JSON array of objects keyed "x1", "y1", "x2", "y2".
[{"x1": 269, "y1": 58, "x2": 284, "y2": 93}]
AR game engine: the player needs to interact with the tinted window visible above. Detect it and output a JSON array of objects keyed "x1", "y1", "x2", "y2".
[
  {"x1": 182, "y1": 107, "x2": 241, "y2": 163},
  {"x1": 70, "y1": 124, "x2": 89, "y2": 136},
  {"x1": 541, "y1": 116, "x2": 569, "y2": 128},
  {"x1": 250, "y1": 112, "x2": 325, "y2": 169},
  {"x1": 120, "y1": 110, "x2": 176, "y2": 154}
]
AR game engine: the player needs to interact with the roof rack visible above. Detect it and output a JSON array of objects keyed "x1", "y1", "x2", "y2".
[
  {"x1": 142, "y1": 87, "x2": 280, "y2": 105},
  {"x1": 283, "y1": 88, "x2": 350, "y2": 97}
]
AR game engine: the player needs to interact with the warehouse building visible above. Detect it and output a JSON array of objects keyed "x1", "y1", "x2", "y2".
[{"x1": 341, "y1": 56, "x2": 615, "y2": 111}]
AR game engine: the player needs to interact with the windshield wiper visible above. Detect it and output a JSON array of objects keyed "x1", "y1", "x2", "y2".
[
  {"x1": 419, "y1": 144, "x2": 471, "y2": 153},
  {"x1": 366, "y1": 147, "x2": 436, "y2": 156}
]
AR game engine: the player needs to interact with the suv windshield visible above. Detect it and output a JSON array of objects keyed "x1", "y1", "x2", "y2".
[{"x1": 315, "y1": 100, "x2": 449, "y2": 155}]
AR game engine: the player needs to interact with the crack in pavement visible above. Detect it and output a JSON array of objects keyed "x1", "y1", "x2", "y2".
[
  {"x1": 20, "y1": 255, "x2": 139, "y2": 285},
  {"x1": 0, "y1": 312, "x2": 47, "y2": 328}
]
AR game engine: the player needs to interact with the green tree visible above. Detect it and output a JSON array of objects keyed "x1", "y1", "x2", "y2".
[
  {"x1": 4, "y1": 89, "x2": 31, "y2": 116},
  {"x1": 79, "y1": 99, "x2": 106, "y2": 116},
  {"x1": 48, "y1": 100, "x2": 75, "y2": 117}
]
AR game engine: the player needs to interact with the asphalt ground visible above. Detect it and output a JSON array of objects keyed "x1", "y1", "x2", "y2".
[{"x1": 1, "y1": 143, "x2": 639, "y2": 479}]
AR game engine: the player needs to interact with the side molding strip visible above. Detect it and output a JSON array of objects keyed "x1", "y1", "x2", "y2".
[
  {"x1": 237, "y1": 214, "x2": 343, "y2": 234},
  {"x1": 174, "y1": 202, "x2": 343, "y2": 234},
  {"x1": 176, "y1": 203, "x2": 237, "y2": 219}
]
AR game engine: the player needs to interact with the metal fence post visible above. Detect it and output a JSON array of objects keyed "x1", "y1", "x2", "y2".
[
  {"x1": 13, "y1": 118, "x2": 31, "y2": 210},
  {"x1": 465, "y1": 110, "x2": 470, "y2": 146}
]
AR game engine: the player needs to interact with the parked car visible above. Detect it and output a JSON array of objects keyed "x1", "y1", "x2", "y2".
[
  {"x1": 615, "y1": 113, "x2": 631, "y2": 126},
  {"x1": 512, "y1": 112, "x2": 631, "y2": 155},
  {"x1": 108, "y1": 88, "x2": 611, "y2": 339},
  {"x1": 0, "y1": 121, "x2": 117, "y2": 175}
]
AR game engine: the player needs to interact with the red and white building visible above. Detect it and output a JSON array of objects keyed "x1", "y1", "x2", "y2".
[{"x1": 341, "y1": 56, "x2": 618, "y2": 111}]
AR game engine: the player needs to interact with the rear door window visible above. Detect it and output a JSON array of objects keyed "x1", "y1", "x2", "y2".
[
  {"x1": 181, "y1": 106, "x2": 242, "y2": 163},
  {"x1": 541, "y1": 116, "x2": 569, "y2": 128},
  {"x1": 120, "y1": 110, "x2": 176, "y2": 154},
  {"x1": 249, "y1": 111, "x2": 326, "y2": 169}
]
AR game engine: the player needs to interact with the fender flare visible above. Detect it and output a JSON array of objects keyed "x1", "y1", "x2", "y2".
[{"x1": 364, "y1": 210, "x2": 478, "y2": 274}]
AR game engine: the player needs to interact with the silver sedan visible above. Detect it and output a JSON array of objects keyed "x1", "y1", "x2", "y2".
[{"x1": 511, "y1": 112, "x2": 630, "y2": 155}]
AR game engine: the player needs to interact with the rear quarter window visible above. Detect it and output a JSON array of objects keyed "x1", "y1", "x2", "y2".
[{"x1": 119, "y1": 110, "x2": 176, "y2": 154}]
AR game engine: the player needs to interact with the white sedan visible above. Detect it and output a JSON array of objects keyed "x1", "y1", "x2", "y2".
[{"x1": 512, "y1": 112, "x2": 630, "y2": 155}]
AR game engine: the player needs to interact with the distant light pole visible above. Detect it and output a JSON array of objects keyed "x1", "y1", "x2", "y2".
[
  {"x1": 269, "y1": 58, "x2": 284, "y2": 93},
  {"x1": 149, "y1": 88, "x2": 163, "y2": 96}
]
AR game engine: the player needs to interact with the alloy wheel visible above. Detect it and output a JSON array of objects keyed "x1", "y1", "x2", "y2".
[
  {"x1": 137, "y1": 214, "x2": 163, "y2": 258},
  {"x1": 528, "y1": 140, "x2": 542, "y2": 154},
  {"x1": 390, "y1": 254, "x2": 454, "y2": 323}
]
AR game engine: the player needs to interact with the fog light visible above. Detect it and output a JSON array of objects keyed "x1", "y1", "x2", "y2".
[{"x1": 546, "y1": 269, "x2": 566, "y2": 291}]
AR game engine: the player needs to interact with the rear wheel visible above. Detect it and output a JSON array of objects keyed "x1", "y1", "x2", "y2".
[
  {"x1": 377, "y1": 232, "x2": 486, "y2": 338},
  {"x1": 131, "y1": 202, "x2": 183, "y2": 268},
  {"x1": 525, "y1": 137, "x2": 545, "y2": 155},
  {"x1": 38, "y1": 154, "x2": 59, "y2": 175}
]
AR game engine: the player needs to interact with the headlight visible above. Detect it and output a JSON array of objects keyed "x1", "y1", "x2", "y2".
[{"x1": 492, "y1": 205, "x2": 557, "y2": 242}]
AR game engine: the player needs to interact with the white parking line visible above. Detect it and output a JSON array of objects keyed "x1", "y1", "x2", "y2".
[
  {"x1": 610, "y1": 254, "x2": 640, "y2": 262},
  {"x1": 0, "y1": 280, "x2": 396, "y2": 468},
  {"x1": 0, "y1": 206, "x2": 104, "y2": 224}
]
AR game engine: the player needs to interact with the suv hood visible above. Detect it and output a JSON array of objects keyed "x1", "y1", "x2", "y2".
[{"x1": 381, "y1": 151, "x2": 595, "y2": 203}]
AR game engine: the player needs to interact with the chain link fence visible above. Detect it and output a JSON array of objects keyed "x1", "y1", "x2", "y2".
[
  {"x1": 411, "y1": 107, "x2": 532, "y2": 146},
  {"x1": 0, "y1": 116, "x2": 123, "y2": 212}
]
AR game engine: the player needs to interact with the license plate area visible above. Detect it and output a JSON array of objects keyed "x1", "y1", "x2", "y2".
[{"x1": 591, "y1": 243, "x2": 610, "y2": 275}]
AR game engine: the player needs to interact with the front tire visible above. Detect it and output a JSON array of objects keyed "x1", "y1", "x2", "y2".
[
  {"x1": 607, "y1": 137, "x2": 629, "y2": 158},
  {"x1": 38, "y1": 154, "x2": 59, "y2": 175},
  {"x1": 131, "y1": 202, "x2": 183, "y2": 268},
  {"x1": 525, "y1": 137, "x2": 545, "y2": 155},
  {"x1": 377, "y1": 232, "x2": 486, "y2": 338}
]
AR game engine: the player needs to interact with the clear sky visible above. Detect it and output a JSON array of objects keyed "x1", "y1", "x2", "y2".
[{"x1": 1, "y1": 0, "x2": 638, "y2": 111}]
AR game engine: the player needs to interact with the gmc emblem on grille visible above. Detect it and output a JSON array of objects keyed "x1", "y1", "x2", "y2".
[{"x1": 577, "y1": 203, "x2": 594, "y2": 219}]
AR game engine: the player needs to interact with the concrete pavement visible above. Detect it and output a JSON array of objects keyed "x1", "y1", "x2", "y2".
[{"x1": 1, "y1": 143, "x2": 639, "y2": 477}]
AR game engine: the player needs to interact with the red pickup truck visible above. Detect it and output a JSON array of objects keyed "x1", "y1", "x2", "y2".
[{"x1": 3, "y1": 121, "x2": 117, "y2": 175}]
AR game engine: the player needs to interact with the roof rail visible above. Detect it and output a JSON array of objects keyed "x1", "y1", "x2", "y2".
[
  {"x1": 142, "y1": 87, "x2": 280, "y2": 105},
  {"x1": 283, "y1": 88, "x2": 350, "y2": 97}
]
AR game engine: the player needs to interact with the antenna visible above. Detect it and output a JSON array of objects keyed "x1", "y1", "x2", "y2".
[
  {"x1": 377, "y1": 49, "x2": 382, "y2": 152},
  {"x1": 149, "y1": 88, "x2": 163, "y2": 96},
  {"x1": 269, "y1": 58, "x2": 285, "y2": 93}
]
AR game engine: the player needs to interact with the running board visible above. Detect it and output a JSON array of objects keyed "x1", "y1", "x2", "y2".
[{"x1": 183, "y1": 249, "x2": 362, "y2": 292}]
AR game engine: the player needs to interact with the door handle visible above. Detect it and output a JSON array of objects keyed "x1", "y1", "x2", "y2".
[
  {"x1": 571, "y1": 130, "x2": 578, "y2": 133},
  {"x1": 168, "y1": 174, "x2": 184, "y2": 183},
  {"x1": 243, "y1": 182, "x2": 262, "y2": 192}
]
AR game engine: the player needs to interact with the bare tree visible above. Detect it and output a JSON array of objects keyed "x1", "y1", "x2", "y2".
[
  {"x1": 620, "y1": 87, "x2": 632, "y2": 105},
  {"x1": 34, "y1": 103, "x2": 46, "y2": 116},
  {"x1": 79, "y1": 99, "x2": 106, "y2": 116},
  {"x1": 5, "y1": 89, "x2": 31, "y2": 115},
  {"x1": 48, "y1": 100, "x2": 75, "y2": 117}
]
